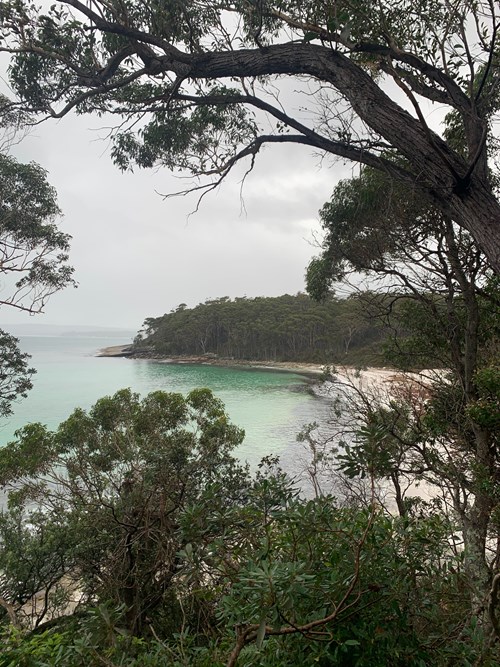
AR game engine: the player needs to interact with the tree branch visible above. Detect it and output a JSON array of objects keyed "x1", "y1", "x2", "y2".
[
  {"x1": 225, "y1": 500, "x2": 377, "y2": 667},
  {"x1": 0, "y1": 595, "x2": 21, "y2": 629},
  {"x1": 173, "y1": 91, "x2": 418, "y2": 183},
  {"x1": 352, "y1": 42, "x2": 471, "y2": 111},
  {"x1": 489, "y1": 572, "x2": 500, "y2": 640},
  {"x1": 61, "y1": 0, "x2": 189, "y2": 61}
]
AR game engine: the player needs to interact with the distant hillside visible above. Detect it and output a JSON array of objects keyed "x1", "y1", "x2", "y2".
[{"x1": 135, "y1": 293, "x2": 394, "y2": 364}]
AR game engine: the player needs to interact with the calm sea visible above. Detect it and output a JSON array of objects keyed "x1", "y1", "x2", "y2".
[{"x1": 0, "y1": 336, "x2": 332, "y2": 469}]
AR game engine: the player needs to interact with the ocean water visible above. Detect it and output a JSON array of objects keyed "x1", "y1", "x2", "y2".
[{"x1": 0, "y1": 336, "x2": 332, "y2": 469}]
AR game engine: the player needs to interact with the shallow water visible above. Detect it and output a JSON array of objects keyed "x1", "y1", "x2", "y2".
[{"x1": 0, "y1": 336, "x2": 333, "y2": 468}]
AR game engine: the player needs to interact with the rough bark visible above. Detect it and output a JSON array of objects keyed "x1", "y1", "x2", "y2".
[
  {"x1": 461, "y1": 500, "x2": 492, "y2": 613},
  {"x1": 184, "y1": 44, "x2": 498, "y2": 265}
]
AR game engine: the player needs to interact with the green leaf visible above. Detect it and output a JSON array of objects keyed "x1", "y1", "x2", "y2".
[
  {"x1": 303, "y1": 31, "x2": 319, "y2": 42},
  {"x1": 256, "y1": 618, "x2": 266, "y2": 649}
]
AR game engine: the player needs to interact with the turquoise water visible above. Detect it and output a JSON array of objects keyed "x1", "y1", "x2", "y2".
[{"x1": 0, "y1": 336, "x2": 331, "y2": 468}]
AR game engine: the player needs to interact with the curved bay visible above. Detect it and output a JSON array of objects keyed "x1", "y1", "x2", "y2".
[{"x1": 0, "y1": 336, "x2": 332, "y2": 468}]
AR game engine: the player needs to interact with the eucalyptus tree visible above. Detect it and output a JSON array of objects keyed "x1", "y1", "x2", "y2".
[
  {"x1": 0, "y1": 1, "x2": 500, "y2": 268},
  {"x1": 0, "y1": 388, "x2": 249, "y2": 634},
  {"x1": 0, "y1": 95, "x2": 74, "y2": 416},
  {"x1": 0, "y1": 150, "x2": 74, "y2": 316},
  {"x1": 307, "y1": 165, "x2": 500, "y2": 628}
]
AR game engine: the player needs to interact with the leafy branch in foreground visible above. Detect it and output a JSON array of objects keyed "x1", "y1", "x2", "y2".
[{"x1": 0, "y1": 389, "x2": 496, "y2": 665}]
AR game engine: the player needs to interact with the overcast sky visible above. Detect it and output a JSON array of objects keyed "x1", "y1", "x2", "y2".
[{"x1": 0, "y1": 51, "x2": 361, "y2": 334}]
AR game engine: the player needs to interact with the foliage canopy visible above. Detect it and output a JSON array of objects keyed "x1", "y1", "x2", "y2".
[
  {"x1": 1, "y1": 389, "x2": 496, "y2": 666},
  {"x1": 0, "y1": 1, "x2": 500, "y2": 268},
  {"x1": 0, "y1": 94, "x2": 74, "y2": 415},
  {"x1": 136, "y1": 293, "x2": 389, "y2": 364},
  {"x1": 0, "y1": 150, "x2": 74, "y2": 315}
]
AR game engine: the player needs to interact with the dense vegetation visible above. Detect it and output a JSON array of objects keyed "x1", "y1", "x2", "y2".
[
  {"x1": 0, "y1": 1, "x2": 500, "y2": 665},
  {"x1": 0, "y1": 202, "x2": 498, "y2": 664},
  {"x1": 135, "y1": 293, "x2": 390, "y2": 364},
  {"x1": 0, "y1": 381, "x2": 498, "y2": 666}
]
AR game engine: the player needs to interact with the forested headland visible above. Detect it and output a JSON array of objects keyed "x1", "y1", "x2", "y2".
[{"x1": 134, "y1": 293, "x2": 393, "y2": 365}]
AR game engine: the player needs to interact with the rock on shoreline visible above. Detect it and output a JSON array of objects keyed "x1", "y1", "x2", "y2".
[{"x1": 97, "y1": 344, "x2": 134, "y2": 357}]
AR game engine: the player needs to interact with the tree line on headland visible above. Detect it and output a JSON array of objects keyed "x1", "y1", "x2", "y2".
[{"x1": 134, "y1": 293, "x2": 392, "y2": 364}]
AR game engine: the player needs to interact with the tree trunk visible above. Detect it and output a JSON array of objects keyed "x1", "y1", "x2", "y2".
[
  {"x1": 459, "y1": 425, "x2": 495, "y2": 615},
  {"x1": 13, "y1": 10, "x2": 500, "y2": 267},
  {"x1": 184, "y1": 43, "x2": 500, "y2": 270},
  {"x1": 448, "y1": 182, "x2": 500, "y2": 275},
  {"x1": 461, "y1": 507, "x2": 491, "y2": 614}
]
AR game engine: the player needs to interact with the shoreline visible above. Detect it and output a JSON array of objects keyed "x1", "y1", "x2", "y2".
[
  {"x1": 97, "y1": 344, "x2": 135, "y2": 358},
  {"x1": 97, "y1": 345, "x2": 325, "y2": 378},
  {"x1": 96, "y1": 345, "x2": 415, "y2": 384}
]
